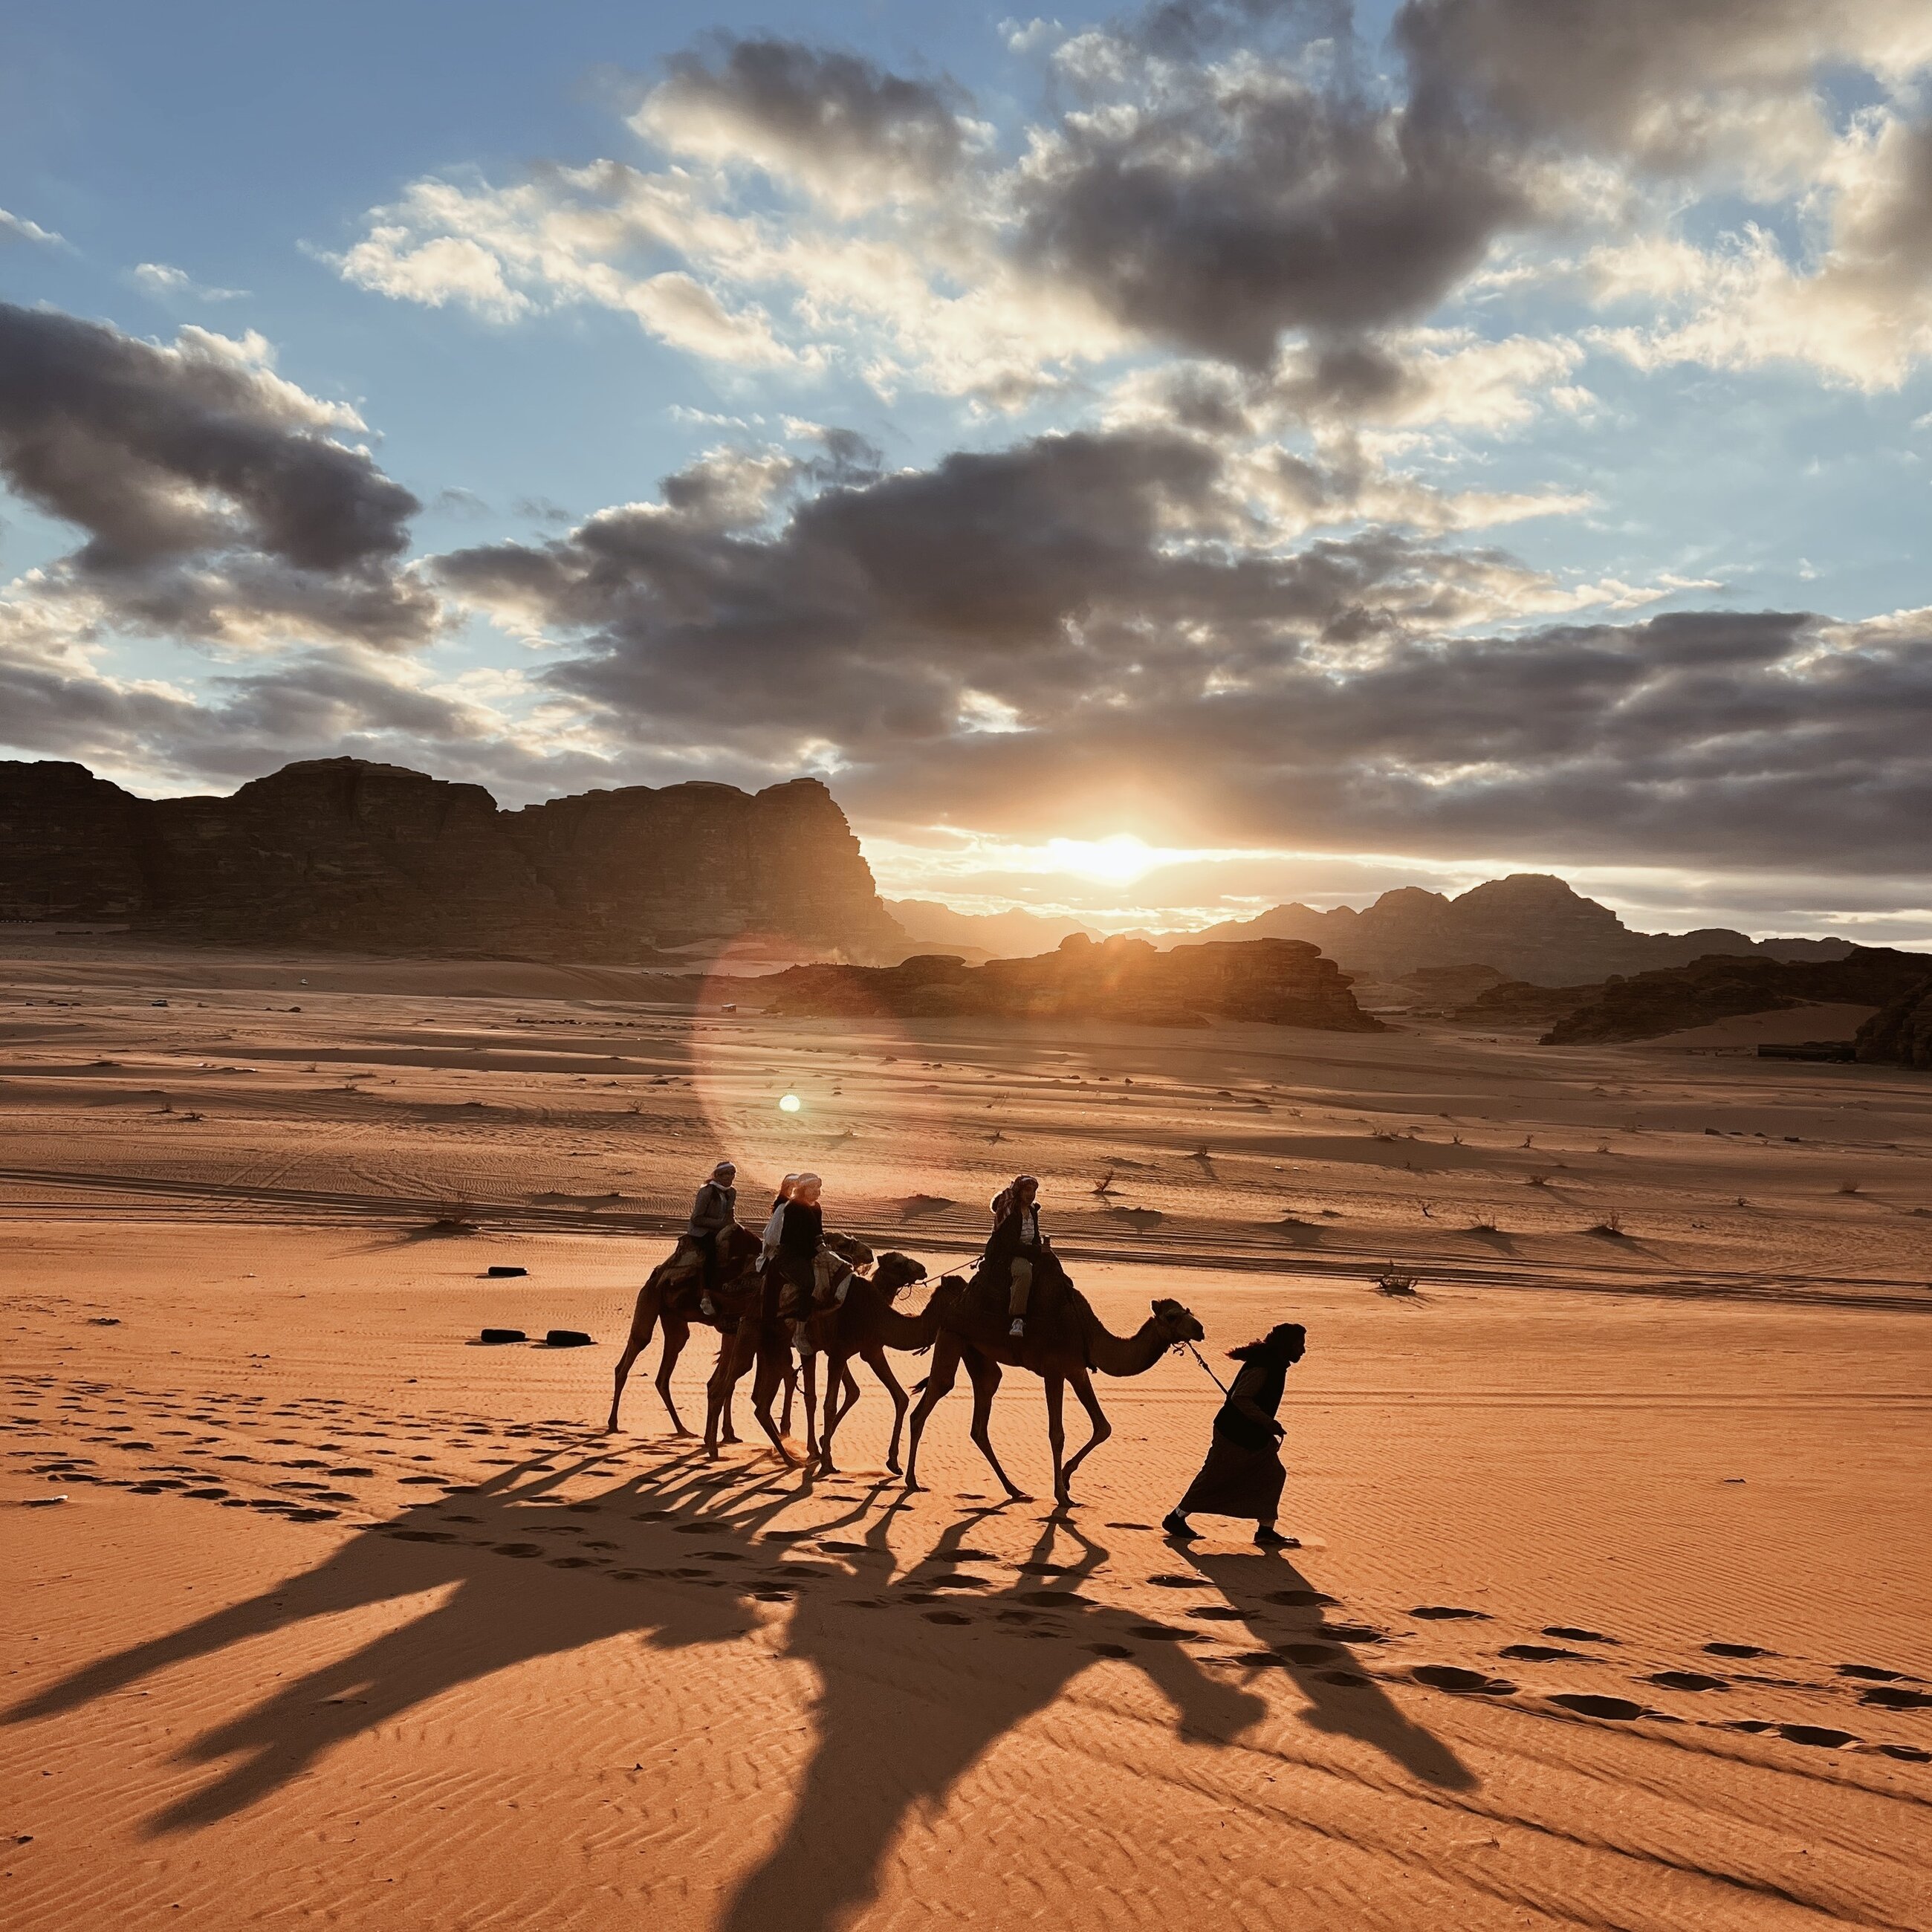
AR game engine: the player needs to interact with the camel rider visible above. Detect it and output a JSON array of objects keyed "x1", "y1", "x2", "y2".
[
  {"x1": 687, "y1": 1161, "x2": 737, "y2": 1317},
  {"x1": 986, "y1": 1174, "x2": 1046, "y2": 1338},
  {"x1": 772, "y1": 1172, "x2": 825, "y2": 1343}
]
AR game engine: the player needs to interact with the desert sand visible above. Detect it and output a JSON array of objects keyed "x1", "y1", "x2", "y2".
[{"x1": 2, "y1": 933, "x2": 1928, "y2": 1931}]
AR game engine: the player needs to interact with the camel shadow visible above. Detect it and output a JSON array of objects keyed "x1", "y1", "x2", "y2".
[{"x1": 5, "y1": 1445, "x2": 1471, "y2": 1925}]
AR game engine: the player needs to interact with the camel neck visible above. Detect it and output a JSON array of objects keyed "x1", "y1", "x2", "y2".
[{"x1": 1085, "y1": 1315, "x2": 1166, "y2": 1377}]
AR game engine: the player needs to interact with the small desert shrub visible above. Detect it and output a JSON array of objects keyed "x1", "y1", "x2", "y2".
[
  {"x1": 1527, "y1": 1172, "x2": 1551, "y2": 1187},
  {"x1": 1468, "y1": 1205, "x2": 1500, "y2": 1232},
  {"x1": 1836, "y1": 1178, "x2": 1861, "y2": 1195},
  {"x1": 1375, "y1": 1264, "x2": 1420, "y2": 1297},
  {"x1": 1589, "y1": 1210, "x2": 1626, "y2": 1238}
]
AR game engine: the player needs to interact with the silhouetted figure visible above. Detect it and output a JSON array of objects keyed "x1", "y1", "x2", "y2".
[
  {"x1": 686, "y1": 1159, "x2": 737, "y2": 1311},
  {"x1": 985, "y1": 1173, "x2": 1046, "y2": 1337},
  {"x1": 1164, "y1": 1321, "x2": 1306, "y2": 1548}
]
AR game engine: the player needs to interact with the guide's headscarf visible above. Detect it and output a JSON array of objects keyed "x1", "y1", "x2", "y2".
[{"x1": 990, "y1": 1173, "x2": 1040, "y2": 1222}]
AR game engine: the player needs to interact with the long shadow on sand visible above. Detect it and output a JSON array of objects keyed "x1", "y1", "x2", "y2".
[{"x1": 4, "y1": 1450, "x2": 1471, "y2": 1928}]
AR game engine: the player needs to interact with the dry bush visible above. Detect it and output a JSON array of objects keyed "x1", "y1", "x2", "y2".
[
  {"x1": 1468, "y1": 1206, "x2": 1500, "y2": 1233},
  {"x1": 426, "y1": 1195, "x2": 481, "y2": 1236},
  {"x1": 1589, "y1": 1209, "x2": 1627, "y2": 1238},
  {"x1": 1836, "y1": 1178, "x2": 1862, "y2": 1195},
  {"x1": 1526, "y1": 1171, "x2": 1551, "y2": 1187},
  {"x1": 1375, "y1": 1264, "x2": 1420, "y2": 1297}
]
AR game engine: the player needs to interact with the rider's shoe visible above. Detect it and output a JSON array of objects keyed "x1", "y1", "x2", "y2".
[
  {"x1": 698, "y1": 1296, "x2": 716, "y2": 1319},
  {"x1": 1008, "y1": 1317, "x2": 1025, "y2": 1338},
  {"x1": 1161, "y1": 1511, "x2": 1198, "y2": 1540}
]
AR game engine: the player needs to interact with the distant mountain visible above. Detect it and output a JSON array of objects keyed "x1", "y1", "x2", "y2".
[
  {"x1": 0, "y1": 757, "x2": 907, "y2": 963},
  {"x1": 1185, "y1": 873, "x2": 1858, "y2": 987},
  {"x1": 886, "y1": 899, "x2": 1100, "y2": 961}
]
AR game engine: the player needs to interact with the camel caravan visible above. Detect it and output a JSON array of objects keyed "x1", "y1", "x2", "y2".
[{"x1": 606, "y1": 1165, "x2": 1205, "y2": 1508}]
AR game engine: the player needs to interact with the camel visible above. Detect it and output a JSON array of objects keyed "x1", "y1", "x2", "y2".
[
  {"x1": 811, "y1": 1254, "x2": 960, "y2": 1475},
  {"x1": 901, "y1": 1260, "x2": 1204, "y2": 1505},
  {"x1": 703, "y1": 1236, "x2": 942, "y2": 1460},
  {"x1": 605, "y1": 1223, "x2": 780, "y2": 1436}
]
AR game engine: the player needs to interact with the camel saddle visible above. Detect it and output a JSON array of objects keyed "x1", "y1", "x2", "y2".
[{"x1": 965, "y1": 1246, "x2": 1087, "y2": 1355}]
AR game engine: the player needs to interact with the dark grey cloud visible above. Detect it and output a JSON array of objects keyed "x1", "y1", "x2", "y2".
[
  {"x1": 427, "y1": 426, "x2": 1932, "y2": 878},
  {"x1": 648, "y1": 35, "x2": 973, "y2": 197},
  {"x1": 0, "y1": 302, "x2": 432, "y2": 646},
  {"x1": 1017, "y1": 56, "x2": 1517, "y2": 367},
  {"x1": 1005, "y1": 0, "x2": 1919, "y2": 371}
]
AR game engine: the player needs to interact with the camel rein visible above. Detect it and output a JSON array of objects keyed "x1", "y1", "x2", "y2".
[{"x1": 1181, "y1": 1340, "x2": 1231, "y2": 1396}]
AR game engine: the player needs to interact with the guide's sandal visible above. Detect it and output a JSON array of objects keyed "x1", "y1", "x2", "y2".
[
  {"x1": 1161, "y1": 1511, "x2": 1199, "y2": 1540},
  {"x1": 1254, "y1": 1526, "x2": 1298, "y2": 1549}
]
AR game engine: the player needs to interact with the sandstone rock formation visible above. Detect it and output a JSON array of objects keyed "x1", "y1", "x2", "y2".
[
  {"x1": 1193, "y1": 873, "x2": 1854, "y2": 986},
  {"x1": 886, "y1": 899, "x2": 1100, "y2": 962},
  {"x1": 759, "y1": 932, "x2": 1378, "y2": 1030},
  {"x1": 1855, "y1": 979, "x2": 1932, "y2": 1069},
  {"x1": 0, "y1": 757, "x2": 906, "y2": 962},
  {"x1": 1538, "y1": 948, "x2": 1932, "y2": 1046}
]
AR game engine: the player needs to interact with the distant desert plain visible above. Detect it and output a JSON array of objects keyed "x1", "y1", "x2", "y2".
[{"x1": 2, "y1": 930, "x2": 1929, "y2": 1931}]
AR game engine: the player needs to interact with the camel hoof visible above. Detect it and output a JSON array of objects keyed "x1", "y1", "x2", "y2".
[{"x1": 667, "y1": 1426, "x2": 695, "y2": 1439}]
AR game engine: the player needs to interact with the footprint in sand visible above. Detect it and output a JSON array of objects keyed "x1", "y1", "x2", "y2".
[
  {"x1": 1859, "y1": 1686, "x2": 1932, "y2": 1710},
  {"x1": 1704, "y1": 1641, "x2": 1774, "y2": 1659},
  {"x1": 1543, "y1": 1626, "x2": 1616, "y2": 1644},
  {"x1": 1501, "y1": 1644, "x2": 1595, "y2": 1662},
  {"x1": 1413, "y1": 1666, "x2": 1515, "y2": 1696},
  {"x1": 1549, "y1": 1693, "x2": 1650, "y2": 1720},
  {"x1": 1411, "y1": 1606, "x2": 1488, "y2": 1621},
  {"x1": 1646, "y1": 1670, "x2": 1728, "y2": 1692},
  {"x1": 1778, "y1": 1724, "x2": 1857, "y2": 1748}
]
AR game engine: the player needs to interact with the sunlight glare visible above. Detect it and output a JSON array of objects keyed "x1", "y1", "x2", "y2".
[{"x1": 1044, "y1": 834, "x2": 1162, "y2": 886}]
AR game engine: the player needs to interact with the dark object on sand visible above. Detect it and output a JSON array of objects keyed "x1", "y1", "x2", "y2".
[
  {"x1": 479, "y1": 1327, "x2": 527, "y2": 1345},
  {"x1": 485, "y1": 1264, "x2": 528, "y2": 1277},
  {"x1": 1757, "y1": 1041, "x2": 1856, "y2": 1062},
  {"x1": 544, "y1": 1328, "x2": 594, "y2": 1348}
]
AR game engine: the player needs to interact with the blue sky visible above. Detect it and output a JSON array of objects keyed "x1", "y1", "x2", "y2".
[{"x1": 3, "y1": 1, "x2": 1930, "y2": 941}]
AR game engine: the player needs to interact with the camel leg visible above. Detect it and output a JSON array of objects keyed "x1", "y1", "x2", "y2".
[
  {"x1": 652, "y1": 1315, "x2": 693, "y2": 1437},
  {"x1": 748, "y1": 1342, "x2": 799, "y2": 1466},
  {"x1": 704, "y1": 1325, "x2": 755, "y2": 1458},
  {"x1": 816, "y1": 1354, "x2": 852, "y2": 1473},
  {"x1": 604, "y1": 1286, "x2": 661, "y2": 1431},
  {"x1": 1057, "y1": 1367, "x2": 1114, "y2": 1501},
  {"x1": 866, "y1": 1347, "x2": 911, "y2": 1476},
  {"x1": 965, "y1": 1352, "x2": 1029, "y2": 1503},
  {"x1": 800, "y1": 1351, "x2": 820, "y2": 1460},
  {"x1": 903, "y1": 1336, "x2": 964, "y2": 1493},
  {"x1": 1044, "y1": 1373, "x2": 1068, "y2": 1505}
]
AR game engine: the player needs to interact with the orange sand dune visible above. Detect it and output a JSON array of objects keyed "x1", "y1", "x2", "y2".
[{"x1": 1, "y1": 935, "x2": 1928, "y2": 1930}]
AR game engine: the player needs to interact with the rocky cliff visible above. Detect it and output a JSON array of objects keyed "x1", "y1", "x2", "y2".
[
  {"x1": 1855, "y1": 979, "x2": 1932, "y2": 1069},
  {"x1": 1538, "y1": 948, "x2": 1932, "y2": 1046},
  {"x1": 0, "y1": 757, "x2": 906, "y2": 962},
  {"x1": 1193, "y1": 873, "x2": 1854, "y2": 986},
  {"x1": 760, "y1": 932, "x2": 1379, "y2": 1029}
]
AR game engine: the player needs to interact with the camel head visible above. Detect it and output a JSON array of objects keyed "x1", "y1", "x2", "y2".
[
  {"x1": 824, "y1": 1230, "x2": 876, "y2": 1271},
  {"x1": 721, "y1": 1222, "x2": 763, "y2": 1268},
  {"x1": 873, "y1": 1251, "x2": 927, "y2": 1300},
  {"x1": 1148, "y1": 1297, "x2": 1205, "y2": 1344}
]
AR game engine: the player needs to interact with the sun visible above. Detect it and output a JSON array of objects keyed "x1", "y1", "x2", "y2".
[{"x1": 1044, "y1": 834, "x2": 1161, "y2": 886}]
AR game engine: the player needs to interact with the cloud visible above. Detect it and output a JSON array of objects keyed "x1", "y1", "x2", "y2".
[
  {"x1": 636, "y1": 35, "x2": 979, "y2": 211},
  {"x1": 0, "y1": 303, "x2": 433, "y2": 650},
  {"x1": 132, "y1": 261, "x2": 248, "y2": 302},
  {"x1": 0, "y1": 207, "x2": 65, "y2": 248},
  {"x1": 406, "y1": 420, "x2": 1932, "y2": 879}
]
